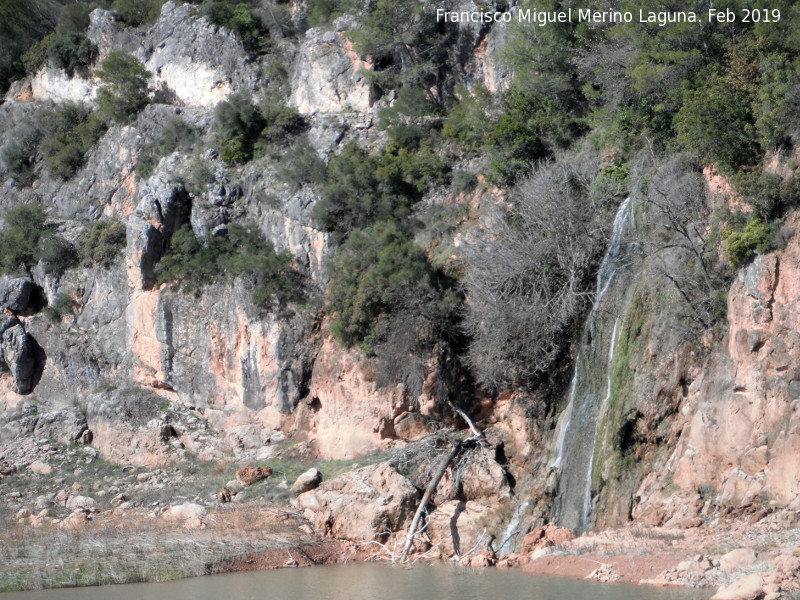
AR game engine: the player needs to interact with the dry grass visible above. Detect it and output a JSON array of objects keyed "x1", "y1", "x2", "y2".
[{"x1": 0, "y1": 503, "x2": 313, "y2": 592}]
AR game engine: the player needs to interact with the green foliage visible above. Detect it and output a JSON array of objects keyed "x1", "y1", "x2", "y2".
[
  {"x1": 157, "y1": 223, "x2": 303, "y2": 306},
  {"x1": 442, "y1": 85, "x2": 494, "y2": 151},
  {"x1": 0, "y1": 0, "x2": 61, "y2": 93},
  {"x1": 213, "y1": 93, "x2": 304, "y2": 164},
  {"x1": 674, "y1": 76, "x2": 759, "y2": 170},
  {"x1": 214, "y1": 92, "x2": 263, "y2": 163},
  {"x1": 95, "y1": 51, "x2": 150, "y2": 123},
  {"x1": 58, "y1": 3, "x2": 103, "y2": 34},
  {"x1": 40, "y1": 104, "x2": 107, "y2": 179},
  {"x1": 202, "y1": 0, "x2": 267, "y2": 52},
  {"x1": 327, "y1": 220, "x2": 456, "y2": 349},
  {"x1": 47, "y1": 33, "x2": 97, "y2": 77},
  {"x1": 313, "y1": 141, "x2": 449, "y2": 245},
  {"x1": 112, "y1": 0, "x2": 165, "y2": 27},
  {"x1": 0, "y1": 204, "x2": 77, "y2": 276},
  {"x1": 136, "y1": 117, "x2": 199, "y2": 179},
  {"x1": 350, "y1": 0, "x2": 450, "y2": 93},
  {"x1": 723, "y1": 218, "x2": 771, "y2": 267},
  {"x1": 487, "y1": 88, "x2": 584, "y2": 184},
  {"x1": 255, "y1": 101, "x2": 305, "y2": 147},
  {"x1": 306, "y1": 0, "x2": 355, "y2": 27},
  {"x1": 276, "y1": 135, "x2": 326, "y2": 190},
  {"x1": 1, "y1": 115, "x2": 43, "y2": 187},
  {"x1": 43, "y1": 292, "x2": 78, "y2": 322},
  {"x1": 81, "y1": 220, "x2": 126, "y2": 267}
]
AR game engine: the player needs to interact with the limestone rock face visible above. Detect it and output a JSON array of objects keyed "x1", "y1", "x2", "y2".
[
  {"x1": 297, "y1": 463, "x2": 419, "y2": 541},
  {"x1": 291, "y1": 26, "x2": 375, "y2": 114},
  {"x1": 138, "y1": 2, "x2": 261, "y2": 107}
]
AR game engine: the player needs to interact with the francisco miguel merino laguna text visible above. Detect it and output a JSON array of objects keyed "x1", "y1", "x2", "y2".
[{"x1": 436, "y1": 7, "x2": 782, "y2": 27}]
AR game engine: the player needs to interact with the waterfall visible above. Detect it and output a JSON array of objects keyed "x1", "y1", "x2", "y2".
[
  {"x1": 549, "y1": 198, "x2": 633, "y2": 532},
  {"x1": 580, "y1": 318, "x2": 619, "y2": 531},
  {"x1": 498, "y1": 500, "x2": 529, "y2": 555}
]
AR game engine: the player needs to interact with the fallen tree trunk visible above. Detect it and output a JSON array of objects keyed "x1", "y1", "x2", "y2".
[{"x1": 399, "y1": 439, "x2": 462, "y2": 562}]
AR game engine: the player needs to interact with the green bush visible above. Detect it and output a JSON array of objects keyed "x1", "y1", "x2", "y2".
[
  {"x1": 487, "y1": 87, "x2": 583, "y2": 184},
  {"x1": 136, "y1": 117, "x2": 199, "y2": 179},
  {"x1": 214, "y1": 92, "x2": 264, "y2": 163},
  {"x1": 723, "y1": 218, "x2": 771, "y2": 267},
  {"x1": 0, "y1": 204, "x2": 77, "y2": 276},
  {"x1": 202, "y1": 1, "x2": 266, "y2": 52},
  {"x1": 675, "y1": 77, "x2": 759, "y2": 170},
  {"x1": 96, "y1": 51, "x2": 151, "y2": 124},
  {"x1": 313, "y1": 140, "x2": 449, "y2": 245},
  {"x1": 157, "y1": 223, "x2": 303, "y2": 306},
  {"x1": 306, "y1": 0, "x2": 356, "y2": 27},
  {"x1": 40, "y1": 104, "x2": 107, "y2": 179},
  {"x1": 326, "y1": 220, "x2": 434, "y2": 348},
  {"x1": 47, "y1": 33, "x2": 97, "y2": 77},
  {"x1": 1, "y1": 116, "x2": 43, "y2": 188},
  {"x1": 214, "y1": 94, "x2": 305, "y2": 163},
  {"x1": 81, "y1": 220, "x2": 126, "y2": 267},
  {"x1": 442, "y1": 85, "x2": 494, "y2": 152},
  {"x1": 277, "y1": 135, "x2": 326, "y2": 190},
  {"x1": 112, "y1": 0, "x2": 166, "y2": 27}
]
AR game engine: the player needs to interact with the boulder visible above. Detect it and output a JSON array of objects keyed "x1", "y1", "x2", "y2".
[
  {"x1": 292, "y1": 468, "x2": 322, "y2": 495},
  {"x1": 720, "y1": 548, "x2": 758, "y2": 573},
  {"x1": 520, "y1": 525, "x2": 575, "y2": 554},
  {"x1": 711, "y1": 573, "x2": 765, "y2": 600},
  {"x1": 236, "y1": 465, "x2": 272, "y2": 485},
  {"x1": 0, "y1": 315, "x2": 37, "y2": 394},
  {"x1": 297, "y1": 463, "x2": 419, "y2": 542},
  {"x1": 65, "y1": 495, "x2": 96, "y2": 512},
  {"x1": 0, "y1": 276, "x2": 32, "y2": 311},
  {"x1": 163, "y1": 502, "x2": 207, "y2": 522}
]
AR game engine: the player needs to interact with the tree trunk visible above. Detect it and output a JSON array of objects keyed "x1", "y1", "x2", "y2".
[{"x1": 399, "y1": 440, "x2": 461, "y2": 562}]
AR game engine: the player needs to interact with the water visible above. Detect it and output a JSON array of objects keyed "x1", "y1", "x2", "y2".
[
  {"x1": 498, "y1": 500, "x2": 529, "y2": 554},
  {"x1": 581, "y1": 318, "x2": 620, "y2": 530},
  {"x1": 549, "y1": 198, "x2": 634, "y2": 532},
  {"x1": 0, "y1": 564, "x2": 711, "y2": 600}
]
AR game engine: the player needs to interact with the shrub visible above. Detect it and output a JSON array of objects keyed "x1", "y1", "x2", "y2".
[
  {"x1": 112, "y1": 0, "x2": 166, "y2": 27},
  {"x1": 723, "y1": 218, "x2": 771, "y2": 268},
  {"x1": 675, "y1": 76, "x2": 759, "y2": 170},
  {"x1": 81, "y1": 220, "x2": 126, "y2": 267},
  {"x1": 487, "y1": 87, "x2": 583, "y2": 185},
  {"x1": 256, "y1": 101, "x2": 305, "y2": 146},
  {"x1": 463, "y1": 155, "x2": 608, "y2": 389},
  {"x1": 1, "y1": 116, "x2": 43, "y2": 187},
  {"x1": 58, "y1": 3, "x2": 101, "y2": 34},
  {"x1": 0, "y1": 204, "x2": 78, "y2": 276},
  {"x1": 442, "y1": 85, "x2": 494, "y2": 151},
  {"x1": 306, "y1": 0, "x2": 357, "y2": 27},
  {"x1": 327, "y1": 220, "x2": 438, "y2": 348},
  {"x1": 214, "y1": 94, "x2": 305, "y2": 163},
  {"x1": 40, "y1": 104, "x2": 107, "y2": 179},
  {"x1": 313, "y1": 140, "x2": 449, "y2": 245},
  {"x1": 157, "y1": 223, "x2": 303, "y2": 306},
  {"x1": 313, "y1": 142, "x2": 399, "y2": 244},
  {"x1": 136, "y1": 117, "x2": 199, "y2": 179},
  {"x1": 214, "y1": 92, "x2": 264, "y2": 163},
  {"x1": 202, "y1": 1, "x2": 266, "y2": 52},
  {"x1": 276, "y1": 135, "x2": 326, "y2": 190},
  {"x1": 95, "y1": 51, "x2": 150, "y2": 124},
  {"x1": 47, "y1": 33, "x2": 97, "y2": 77}
]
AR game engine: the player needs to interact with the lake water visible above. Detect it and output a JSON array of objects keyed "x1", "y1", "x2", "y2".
[{"x1": 1, "y1": 563, "x2": 712, "y2": 600}]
